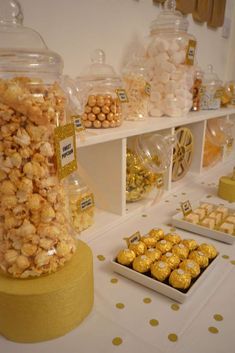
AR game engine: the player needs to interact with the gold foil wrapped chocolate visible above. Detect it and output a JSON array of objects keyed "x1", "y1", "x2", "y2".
[
  {"x1": 148, "y1": 228, "x2": 165, "y2": 240},
  {"x1": 189, "y1": 250, "x2": 209, "y2": 268},
  {"x1": 151, "y1": 261, "x2": 171, "y2": 282},
  {"x1": 145, "y1": 248, "x2": 162, "y2": 263},
  {"x1": 197, "y1": 243, "x2": 217, "y2": 259},
  {"x1": 141, "y1": 235, "x2": 157, "y2": 248},
  {"x1": 156, "y1": 240, "x2": 173, "y2": 254},
  {"x1": 169, "y1": 269, "x2": 191, "y2": 290},
  {"x1": 129, "y1": 241, "x2": 147, "y2": 256},
  {"x1": 133, "y1": 255, "x2": 152, "y2": 273},
  {"x1": 181, "y1": 239, "x2": 198, "y2": 251},
  {"x1": 179, "y1": 259, "x2": 200, "y2": 278},
  {"x1": 172, "y1": 243, "x2": 189, "y2": 260},
  {"x1": 117, "y1": 248, "x2": 136, "y2": 266},
  {"x1": 161, "y1": 252, "x2": 180, "y2": 269},
  {"x1": 164, "y1": 233, "x2": 182, "y2": 245}
]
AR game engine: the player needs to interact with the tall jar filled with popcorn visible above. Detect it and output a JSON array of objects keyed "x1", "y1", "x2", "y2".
[
  {"x1": 0, "y1": 0, "x2": 77, "y2": 278},
  {"x1": 146, "y1": 0, "x2": 197, "y2": 117}
]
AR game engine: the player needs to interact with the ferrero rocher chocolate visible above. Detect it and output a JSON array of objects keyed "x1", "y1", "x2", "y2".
[
  {"x1": 179, "y1": 259, "x2": 200, "y2": 278},
  {"x1": 197, "y1": 243, "x2": 217, "y2": 259},
  {"x1": 164, "y1": 233, "x2": 182, "y2": 245},
  {"x1": 141, "y1": 235, "x2": 158, "y2": 248},
  {"x1": 133, "y1": 255, "x2": 152, "y2": 273},
  {"x1": 161, "y1": 252, "x2": 180, "y2": 269},
  {"x1": 189, "y1": 250, "x2": 209, "y2": 268},
  {"x1": 169, "y1": 269, "x2": 191, "y2": 290},
  {"x1": 117, "y1": 248, "x2": 136, "y2": 266},
  {"x1": 129, "y1": 241, "x2": 147, "y2": 256},
  {"x1": 148, "y1": 228, "x2": 165, "y2": 240},
  {"x1": 145, "y1": 248, "x2": 162, "y2": 263},
  {"x1": 181, "y1": 239, "x2": 198, "y2": 251},
  {"x1": 150, "y1": 261, "x2": 171, "y2": 282},
  {"x1": 156, "y1": 240, "x2": 173, "y2": 254},
  {"x1": 172, "y1": 243, "x2": 189, "y2": 260}
]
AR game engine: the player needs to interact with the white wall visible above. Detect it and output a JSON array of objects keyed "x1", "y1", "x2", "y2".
[{"x1": 19, "y1": 0, "x2": 235, "y2": 80}]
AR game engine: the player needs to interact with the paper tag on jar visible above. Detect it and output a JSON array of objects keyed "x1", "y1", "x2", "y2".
[
  {"x1": 126, "y1": 231, "x2": 141, "y2": 246},
  {"x1": 227, "y1": 138, "x2": 234, "y2": 150},
  {"x1": 54, "y1": 123, "x2": 77, "y2": 180},
  {"x1": 78, "y1": 193, "x2": 95, "y2": 213},
  {"x1": 144, "y1": 82, "x2": 151, "y2": 96},
  {"x1": 185, "y1": 40, "x2": 197, "y2": 66},
  {"x1": 116, "y1": 88, "x2": 129, "y2": 103},
  {"x1": 72, "y1": 115, "x2": 85, "y2": 133},
  {"x1": 156, "y1": 175, "x2": 164, "y2": 189},
  {"x1": 181, "y1": 200, "x2": 192, "y2": 216}
]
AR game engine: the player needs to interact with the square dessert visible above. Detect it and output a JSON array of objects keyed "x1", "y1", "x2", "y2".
[
  {"x1": 184, "y1": 212, "x2": 200, "y2": 224},
  {"x1": 226, "y1": 216, "x2": 235, "y2": 225},
  {"x1": 208, "y1": 211, "x2": 222, "y2": 226},
  {"x1": 194, "y1": 208, "x2": 206, "y2": 220},
  {"x1": 201, "y1": 217, "x2": 215, "y2": 230},
  {"x1": 200, "y1": 203, "x2": 214, "y2": 215},
  {"x1": 219, "y1": 222, "x2": 234, "y2": 235},
  {"x1": 216, "y1": 206, "x2": 229, "y2": 220}
]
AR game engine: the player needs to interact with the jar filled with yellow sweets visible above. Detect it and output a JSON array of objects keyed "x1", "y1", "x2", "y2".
[
  {"x1": 77, "y1": 49, "x2": 127, "y2": 129},
  {"x1": 0, "y1": 0, "x2": 77, "y2": 278},
  {"x1": 66, "y1": 172, "x2": 95, "y2": 233},
  {"x1": 126, "y1": 133, "x2": 175, "y2": 202}
]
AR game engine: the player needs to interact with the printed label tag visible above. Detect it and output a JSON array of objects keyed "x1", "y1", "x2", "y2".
[
  {"x1": 126, "y1": 231, "x2": 141, "y2": 246},
  {"x1": 116, "y1": 88, "x2": 129, "y2": 103},
  {"x1": 227, "y1": 138, "x2": 234, "y2": 150},
  {"x1": 72, "y1": 115, "x2": 85, "y2": 132},
  {"x1": 78, "y1": 193, "x2": 94, "y2": 212},
  {"x1": 156, "y1": 175, "x2": 164, "y2": 189},
  {"x1": 181, "y1": 200, "x2": 192, "y2": 216},
  {"x1": 185, "y1": 40, "x2": 197, "y2": 66},
  {"x1": 54, "y1": 123, "x2": 77, "y2": 180},
  {"x1": 145, "y1": 82, "x2": 151, "y2": 96}
]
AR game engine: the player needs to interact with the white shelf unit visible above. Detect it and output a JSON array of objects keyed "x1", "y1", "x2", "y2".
[{"x1": 76, "y1": 108, "x2": 235, "y2": 242}]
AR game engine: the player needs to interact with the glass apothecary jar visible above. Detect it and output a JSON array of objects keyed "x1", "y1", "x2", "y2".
[
  {"x1": 223, "y1": 81, "x2": 235, "y2": 107},
  {"x1": 122, "y1": 52, "x2": 150, "y2": 121},
  {"x1": 146, "y1": 0, "x2": 196, "y2": 117},
  {"x1": 66, "y1": 172, "x2": 95, "y2": 233},
  {"x1": 77, "y1": 49, "x2": 127, "y2": 129},
  {"x1": 200, "y1": 65, "x2": 222, "y2": 110},
  {"x1": 0, "y1": 0, "x2": 76, "y2": 278},
  {"x1": 191, "y1": 66, "x2": 203, "y2": 111},
  {"x1": 126, "y1": 133, "x2": 174, "y2": 202}
]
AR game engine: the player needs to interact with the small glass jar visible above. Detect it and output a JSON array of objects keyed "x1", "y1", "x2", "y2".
[
  {"x1": 200, "y1": 65, "x2": 222, "y2": 110},
  {"x1": 126, "y1": 134, "x2": 174, "y2": 202},
  {"x1": 77, "y1": 49, "x2": 126, "y2": 129},
  {"x1": 122, "y1": 53, "x2": 150, "y2": 121},
  {"x1": 146, "y1": 0, "x2": 196, "y2": 117},
  {"x1": 224, "y1": 81, "x2": 235, "y2": 107},
  {"x1": 66, "y1": 172, "x2": 95, "y2": 233},
  {"x1": 191, "y1": 66, "x2": 203, "y2": 111}
]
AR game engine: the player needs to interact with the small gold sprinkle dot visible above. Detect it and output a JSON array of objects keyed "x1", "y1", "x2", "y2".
[
  {"x1": 176, "y1": 208, "x2": 181, "y2": 211},
  {"x1": 201, "y1": 182, "x2": 205, "y2": 185},
  {"x1": 171, "y1": 304, "x2": 180, "y2": 311},
  {"x1": 214, "y1": 314, "x2": 223, "y2": 321},
  {"x1": 143, "y1": 297, "x2": 152, "y2": 304},
  {"x1": 112, "y1": 337, "x2": 123, "y2": 346},
  {"x1": 230, "y1": 260, "x2": 235, "y2": 265},
  {"x1": 206, "y1": 195, "x2": 212, "y2": 198},
  {"x1": 208, "y1": 327, "x2": 219, "y2": 334},
  {"x1": 222, "y1": 255, "x2": 229, "y2": 259},
  {"x1": 149, "y1": 319, "x2": 159, "y2": 327},
  {"x1": 168, "y1": 333, "x2": 178, "y2": 342},
  {"x1": 167, "y1": 223, "x2": 173, "y2": 227},
  {"x1": 173, "y1": 195, "x2": 177, "y2": 198},
  {"x1": 182, "y1": 192, "x2": 187, "y2": 195},
  {"x1": 142, "y1": 214, "x2": 147, "y2": 217},
  {"x1": 165, "y1": 200, "x2": 169, "y2": 203},
  {"x1": 116, "y1": 303, "x2": 125, "y2": 309},
  {"x1": 97, "y1": 255, "x2": 105, "y2": 261},
  {"x1": 170, "y1": 228, "x2": 176, "y2": 232},
  {"x1": 111, "y1": 278, "x2": 118, "y2": 284}
]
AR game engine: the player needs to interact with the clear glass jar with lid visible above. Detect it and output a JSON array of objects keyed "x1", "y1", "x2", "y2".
[
  {"x1": 0, "y1": 0, "x2": 77, "y2": 278},
  {"x1": 200, "y1": 65, "x2": 222, "y2": 110},
  {"x1": 66, "y1": 171, "x2": 95, "y2": 233},
  {"x1": 126, "y1": 133, "x2": 175, "y2": 202},
  {"x1": 122, "y1": 51, "x2": 150, "y2": 121},
  {"x1": 77, "y1": 49, "x2": 127, "y2": 129},
  {"x1": 146, "y1": 0, "x2": 196, "y2": 117}
]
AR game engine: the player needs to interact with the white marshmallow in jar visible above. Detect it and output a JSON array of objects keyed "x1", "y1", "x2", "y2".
[{"x1": 146, "y1": 0, "x2": 197, "y2": 118}]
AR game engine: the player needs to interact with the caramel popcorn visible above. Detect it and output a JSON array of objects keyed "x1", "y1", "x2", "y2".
[{"x1": 0, "y1": 77, "x2": 76, "y2": 278}]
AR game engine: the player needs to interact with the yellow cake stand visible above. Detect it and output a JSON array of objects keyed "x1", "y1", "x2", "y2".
[
  {"x1": 0, "y1": 240, "x2": 93, "y2": 343},
  {"x1": 218, "y1": 167, "x2": 235, "y2": 202}
]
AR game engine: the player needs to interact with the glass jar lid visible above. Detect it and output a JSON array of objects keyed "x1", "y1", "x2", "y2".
[
  {"x1": 207, "y1": 118, "x2": 234, "y2": 147},
  {"x1": 122, "y1": 49, "x2": 148, "y2": 77},
  {"x1": 150, "y1": 0, "x2": 189, "y2": 33},
  {"x1": 203, "y1": 65, "x2": 222, "y2": 87}
]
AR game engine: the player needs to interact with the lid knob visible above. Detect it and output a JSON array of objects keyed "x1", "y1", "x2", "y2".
[
  {"x1": 0, "y1": 0, "x2": 23, "y2": 25},
  {"x1": 90, "y1": 48, "x2": 105, "y2": 64},
  {"x1": 164, "y1": 0, "x2": 176, "y2": 11}
]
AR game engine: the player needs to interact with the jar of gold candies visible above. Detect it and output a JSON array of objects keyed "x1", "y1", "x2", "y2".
[
  {"x1": 66, "y1": 172, "x2": 95, "y2": 233},
  {"x1": 77, "y1": 49, "x2": 127, "y2": 129},
  {"x1": 0, "y1": 1, "x2": 77, "y2": 278},
  {"x1": 126, "y1": 134, "x2": 174, "y2": 202}
]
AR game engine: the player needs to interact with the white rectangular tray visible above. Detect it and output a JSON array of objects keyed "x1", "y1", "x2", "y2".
[
  {"x1": 110, "y1": 255, "x2": 219, "y2": 303},
  {"x1": 172, "y1": 209, "x2": 235, "y2": 245}
]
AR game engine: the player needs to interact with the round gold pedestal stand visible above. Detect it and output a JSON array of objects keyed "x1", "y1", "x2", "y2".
[{"x1": 0, "y1": 240, "x2": 93, "y2": 343}]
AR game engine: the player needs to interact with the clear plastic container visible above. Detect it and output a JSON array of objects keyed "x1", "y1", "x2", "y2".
[
  {"x1": 66, "y1": 172, "x2": 95, "y2": 233},
  {"x1": 146, "y1": 0, "x2": 196, "y2": 117},
  {"x1": 200, "y1": 65, "x2": 222, "y2": 110},
  {"x1": 122, "y1": 52, "x2": 150, "y2": 121},
  {"x1": 77, "y1": 49, "x2": 126, "y2": 129},
  {"x1": 0, "y1": 0, "x2": 76, "y2": 278},
  {"x1": 126, "y1": 133, "x2": 174, "y2": 202}
]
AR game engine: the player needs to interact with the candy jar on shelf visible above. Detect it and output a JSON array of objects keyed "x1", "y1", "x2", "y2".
[
  {"x1": 146, "y1": 0, "x2": 197, "y2": 117},
  {"x1": 191, "y1": 66, "x2": 203, "y2": 111},
  {"x1": 200, "y1": 65, "x2": 222, "y2": 110},
  {"x1": 77, "y1": 49, "x2": 127, "y2": 129}
]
